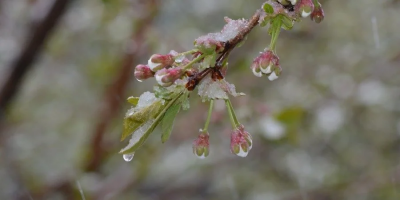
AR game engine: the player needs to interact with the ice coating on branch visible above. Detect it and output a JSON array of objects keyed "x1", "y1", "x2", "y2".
[
  {"x1": 125, "y1": 92, "x2": 158, "y2": 118},
  {"x1": 195, "y1": 17, "x2": 248, "y2": 52},
  {"x1": 198, "y1": 76, "x2": 245, "y2": 101},
  {"x1": 120, "y1": 120, "x2": 155, "y2": 153}
]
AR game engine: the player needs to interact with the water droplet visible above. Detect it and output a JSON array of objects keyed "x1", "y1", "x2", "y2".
[
  {"x1": 123, "y1": 153, "x2": 134, "y2": 162},
  {"x1": 175, "y1": 55, "x2": 185, "y2": 63}
]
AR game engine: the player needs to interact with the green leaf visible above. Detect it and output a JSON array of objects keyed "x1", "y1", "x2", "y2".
[
  {"x1": 120, "y1": 92, "x2": 184, "y2": 154},
  {"x1": 263, "y1": 3, "x2": 274, "y2": 14},
  {"x1": 161, "y1": 103, "x2": 181, "y2": 143},
  {"x1": 268, "y1": 15, "x2": 283, "y2": 50},
  {"x1": 154, "y1": 86, "x2": 174, "y2": 100},
  {"x1": 121, "y1": 100, "x2": 164, "y2": 141},
  {"x1": 127, "y1": 97, "x2": 139, "y2": 106}
]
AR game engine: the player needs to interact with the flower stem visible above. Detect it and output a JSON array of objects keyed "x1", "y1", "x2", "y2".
[
  {"x1": 183, "y1": 54, "x2": 205, "y2": 70},
  {"x1": 225, "y1": 99, "x2": 240, "y2": 129},
  {"x1": 174, "y1": 49, "x2": 198, "y2": 58},
  {"x1": 312, "y1": 0, "x2": 321, "y2": 8},
  {"x1": 269, "y1": 16, "x2": 282, "y2": 52},
  {"x1": 202, "y1": 100, "x2": 214, "y2": 132}
]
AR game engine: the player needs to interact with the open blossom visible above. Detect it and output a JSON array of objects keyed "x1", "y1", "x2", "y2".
[
  {"x1": 251, "y1": 50, "x2": 282, "y2": 81},
  {"x1": 192, "y1": 131, "x2": 210, "y2": 159},
  {"x1": 148, "y1": 54, "x2": 175, "y2": 72},
  {"x1": 230, "y1": 125, "x2": 253, "y2": 157},
  {"x1": 295, "y1": 0, "x2": 314, "y2": 18},
  {"x1": 155, "y1": 68, "x2": 183, "y2": 87},
  {"x1": 134, "y1": 64, "x2": 154, "y2": 81},
  {"x1": 310, "y1": 2, "x2": 324, "y2": 23}
]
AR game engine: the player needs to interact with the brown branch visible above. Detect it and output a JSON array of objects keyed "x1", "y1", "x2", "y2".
[
  {"x1": 0, "y1": 0, "x2": 73, "y2": 126},
  {"x1": 186, "y1": 9, "x2": 261, "y2": 91},
  {"x1": 84, "y1": 0, "x2": 160, "y2": 172}
]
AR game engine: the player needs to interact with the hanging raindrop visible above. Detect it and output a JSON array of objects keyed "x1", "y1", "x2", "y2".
[{"x1": 123, "y1": 153, "x2": 135, "y2": 162}]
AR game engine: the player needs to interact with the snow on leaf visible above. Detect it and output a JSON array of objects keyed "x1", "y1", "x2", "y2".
[
  {"x1": 121, "y1": 92, "x2": 164, "y2": 141},
  {"x1": 120, "y1": 92, "x2": 185, "y2": 154},
  {"x1": 121, "y1": 100, "x2": 163, "y2": 141},
  {"x1": 120, "y1": 119, "x2": 155, "y2": 153}
]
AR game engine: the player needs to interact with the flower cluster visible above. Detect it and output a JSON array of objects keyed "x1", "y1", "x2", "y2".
[
  {"x1": 120, "y1": 0, "x2": 324, "y2": 161},
  {"x1": 251, "y1": 50, "x2": 282, "y2": 81},
  {"x1": 230, "y1": 125, "x2": 253, "y2": 157}
]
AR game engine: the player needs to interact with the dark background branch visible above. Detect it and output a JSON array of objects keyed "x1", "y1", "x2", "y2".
[{"x1": 0, "y1": 0, "x2": 73, "y2": 126}]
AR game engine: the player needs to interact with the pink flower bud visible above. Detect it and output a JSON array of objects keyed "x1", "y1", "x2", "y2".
[
  {"x1": 230, "y1": 125, "x2": 252, "y2": 157},
  {"x1": 155, "y1": 68, "x2": 183, "y2": 87},
  {"x1": 310, "y1": 2, "x2": 324, "y2": 23},
  {"x1": 134, "y1": 64, "x2": 154, "y2": 82},
  {"x1": 148, "y1": 54, "x2": 174, "y2": 72},
  {"x1": 295, "y1": 0, "x2": 314, "y2": 18},
  {"x1": 192, "y1": 131, "x2": 210, "y2": 159},
  {"x1": 251, "y1": 50, "x2": 280, "y2": 79}
]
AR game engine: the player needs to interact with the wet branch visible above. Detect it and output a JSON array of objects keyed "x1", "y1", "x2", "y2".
[{"x1": 186, "y1": 9, "x2": 261, "y2": 91}]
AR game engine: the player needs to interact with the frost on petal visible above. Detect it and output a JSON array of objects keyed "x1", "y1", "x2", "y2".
[
  {"x1": 219, "y1": 79, "x2": 245, "y2": 97},
  {"x1": 197, "y1": 76, "x2": 245, "y2": 101},
  {"x1": 120, "y1": 119, "x2": 154, "y2": 153},
  {"x1": 198, "y1": 76, "x2": 228, "y2": 101}
]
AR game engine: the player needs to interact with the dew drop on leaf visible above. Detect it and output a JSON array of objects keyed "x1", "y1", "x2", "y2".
[{"x1": 123, "y1": 153, "x2": 135, "y2": 162}]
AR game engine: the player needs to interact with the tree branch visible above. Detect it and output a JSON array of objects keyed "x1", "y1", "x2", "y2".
[
  {"x1": 0, "y1": 0, "x2": 73, "y2": 126},
  {"x1": 84, "y1": 0, "x2": 160, "y2": 172},
  {"x1": 186, "y1": 9, "x2": 261, "y2": 91}
]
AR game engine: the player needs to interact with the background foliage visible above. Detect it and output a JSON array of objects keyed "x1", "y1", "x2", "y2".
[{"x1": 0, "y1": 0, "x2": 400, "y2": 199}]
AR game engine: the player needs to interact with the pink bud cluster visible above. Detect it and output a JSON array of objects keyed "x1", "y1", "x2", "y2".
[
  {"x1": 192, "y1": 125, "x2": 253, "y2": 159},
  {"x1": 294, "y1": 0, "x2": 325, "y2": 22},
  {"x1": 310, "y1": 1, "x2": 324, "y2": 23},
  {"x1": 192, "y1": 130, "x2": 210, "y2": 159},
  {"x1": 261, "y1": 0, "x2": 324, "y2": 24},
  {"x1": 251, "y1": 50, "x2": 282, "y2": 81},
  {"x1": 295, "y1": 0, "x2": 314, "y2": 18},
  {"x1": 133, "y1": 53, "x2": 185, "y2": 86},
  {"x1": 230, "y1": 125, "x2": 253, "y2": 157}
]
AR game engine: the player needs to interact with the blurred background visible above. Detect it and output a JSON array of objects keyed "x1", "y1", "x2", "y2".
[{"x1": 1, "y1": 0, "x2": 400, "y2": 199}]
